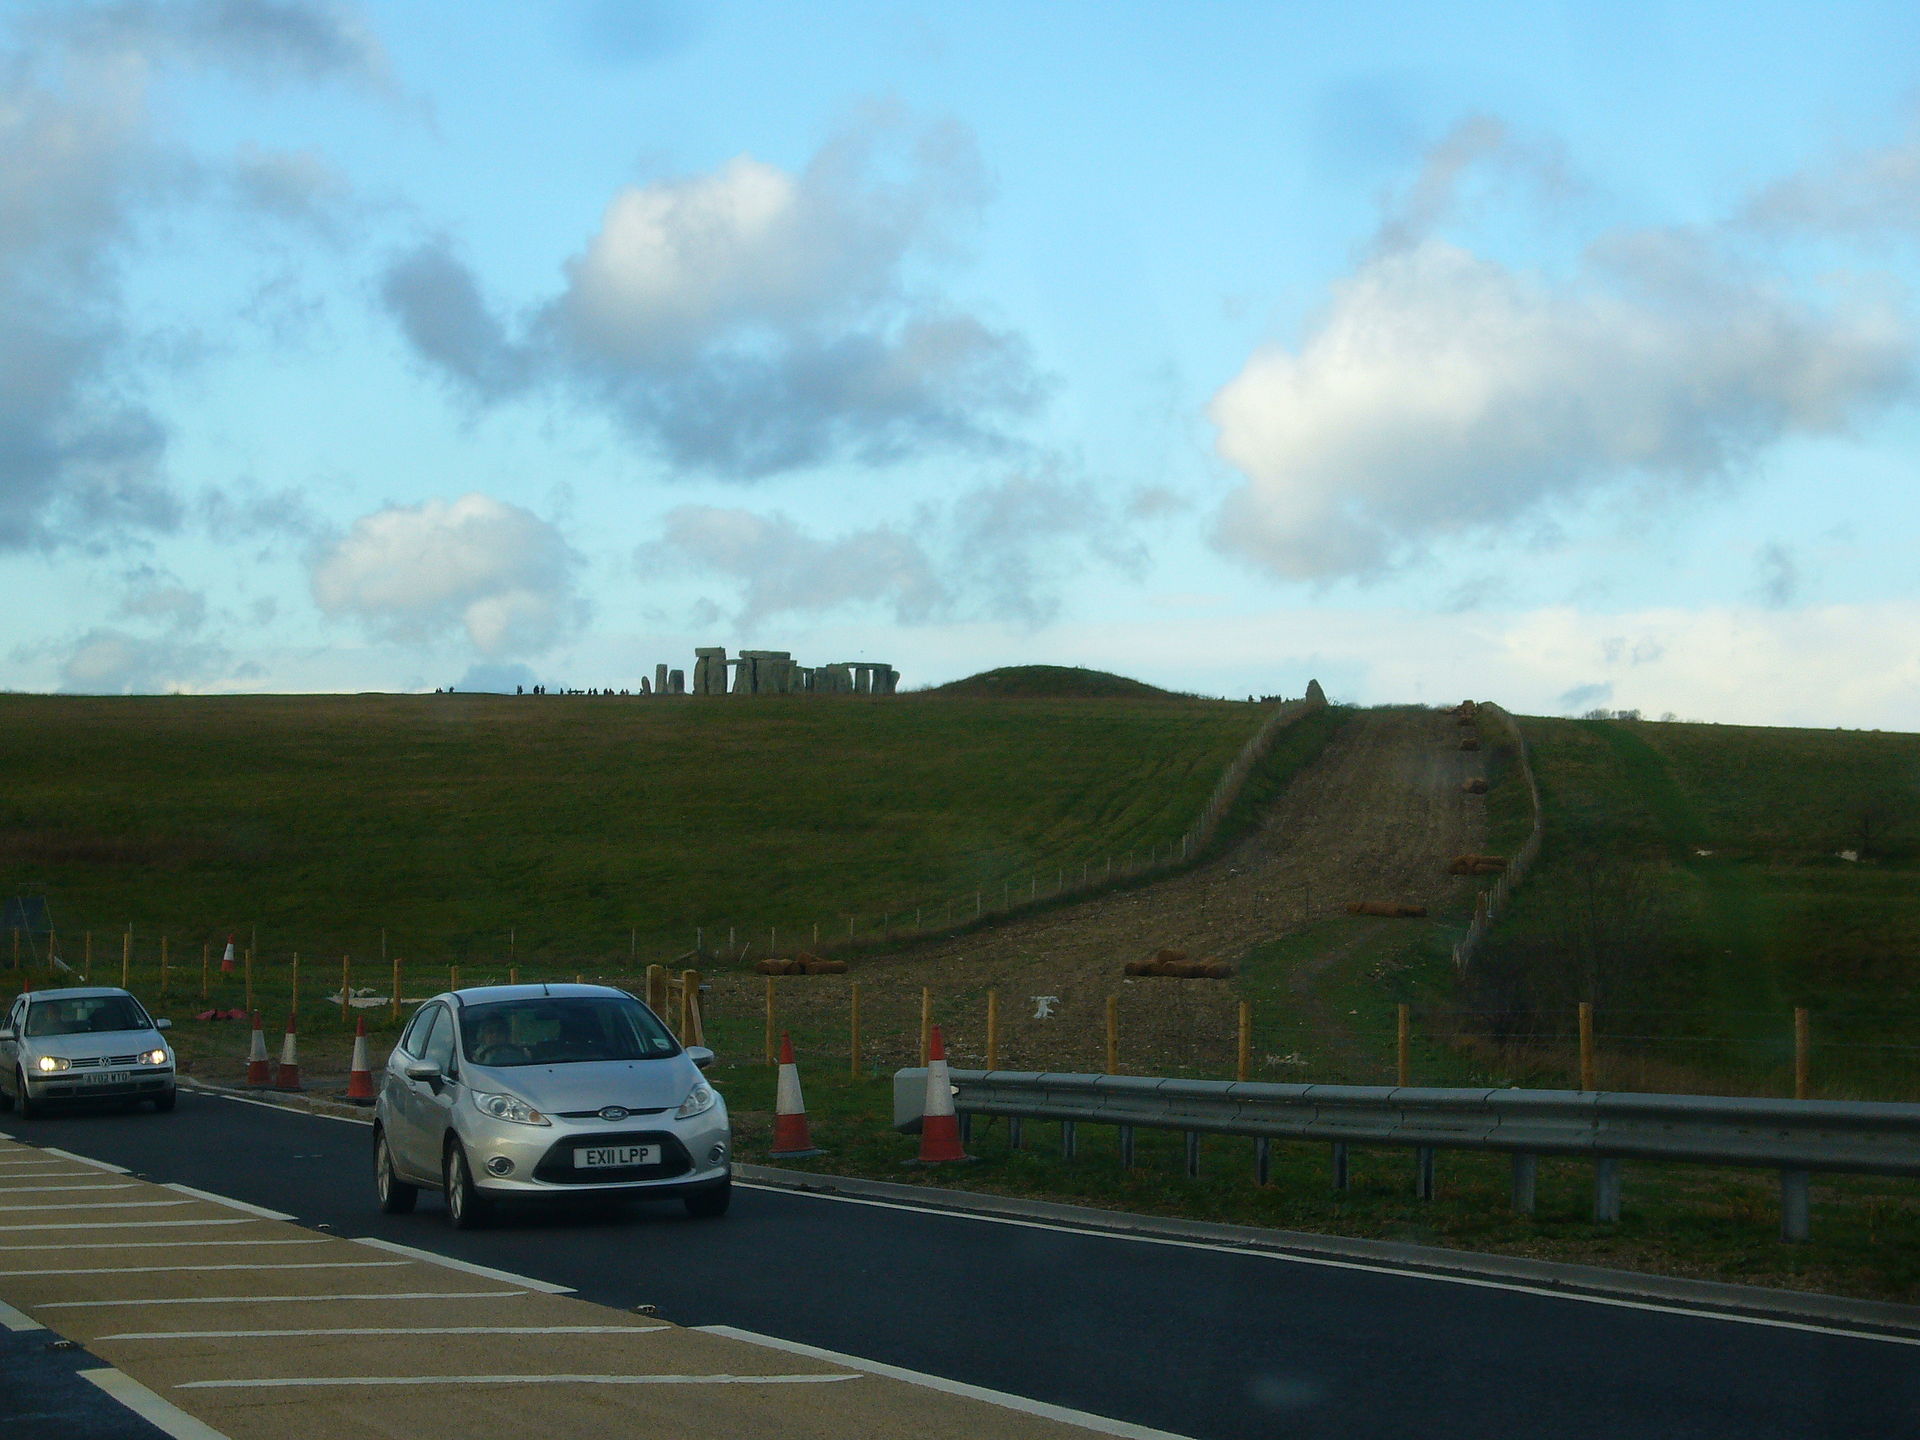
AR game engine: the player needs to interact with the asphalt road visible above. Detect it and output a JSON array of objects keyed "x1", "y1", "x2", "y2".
[{"x1": 3, "y1": 1093, "x2": 1916, "y2": 1440}]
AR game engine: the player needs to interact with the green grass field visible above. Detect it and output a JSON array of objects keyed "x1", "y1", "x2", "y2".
[
  {"x1": 0, "y1": 686, "x2": 1271, "y2": 973},
  {"x1": 1458, "y1": 716, "x2": 1920, "y2": 1099}
]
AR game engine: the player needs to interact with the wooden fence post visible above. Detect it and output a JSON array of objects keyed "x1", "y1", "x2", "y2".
[
  {"x1": 291, "y1": 953, "x2": 300, "y2": 1011},
  {"x1": 1105, "y1": 995, "x2": 1119, "y2": 1075},
  {"x1": 680, "y1": 969, "x2": 703, "y2": 1045},
  {"x1": 121, "y1": 928, "x2": 131, "y2": 988},
  {"x1": 159, "y1": 936, "x2": 169, "y2": 995},
  {"x1": 1237, "y1": 1001, "x2": 1251, "y2": 1083},
  {"x1": 1794, "y1": 1007, "x2": 1810, "y2": 1100},
  {"x1": 391, "y1": 958, "x2": 402, "y2": 1021},
  {"x1": 919, "y1": 988, "x2": 932, "y2": 1067},
  {"x1": 986, "y1": 989, "x2": 1000, "y2": 1070},
  {"x1": 341, "y1": 956, "x2": 351, "y2": 1023},
  {"x1": 849, "y1": 982, "x2": 862, "y2": 1077},
  {"x1": 449, "y1": 963, "x2": 460, "y2": 992},
  {"x1": 1397, "y1": 1003, "x2": 1411, "y2": 1087},
  {"x1": 764, "y1": 977, "x2": 777, "y2": 1065},
  {"x1": 646, "y1": 964, "x2": 665, "y2": 1015},
  {"x1": 1578, "y1": 1002, "x2": 1595, "y2": 1092},
  {"x1": 244, "y1": 949, "x2": 253, "y2": 1014}
]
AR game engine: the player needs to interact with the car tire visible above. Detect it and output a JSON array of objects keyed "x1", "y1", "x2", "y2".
[
  {"x1": 682, "y1": 1176, "x2": 731, "y2": 1219},
  {"x1": 14, "y1": 1070, "x2": 35, "y2": 1120},
  {"x1": 0, "y1": 1074, "x2": 13, "y2": 1113},
  {"x1": 443, "y1": 1139, "x2": 490, "y2": 1230},
  {"x1": 152, "y1": 1088, "x2": 177, "y2": 1113},
  {"x1": 375, "y1": 1129, "x2": 418, "y2": 1215}
]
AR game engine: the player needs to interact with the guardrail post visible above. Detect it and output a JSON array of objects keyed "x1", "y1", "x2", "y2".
[
  {"x1": 1184, "y1": 1131, "x2": 1200, "y2": 1179},
  {"x1": 1593, "y1": 1157, "x2": 1622, "y2": 1223},
  {"x1": 1237, "y1": 1002, "x2": 1251, "y2": 1082},
  {"x1": 1118, "y1": 1125, "x2": 1135, "y2": 1169},
  {"x1": 1331, "y1": 1142, "x2": 1349, "y2": 1191},
  {"x1": 1780, "y1": 1169, "x2": 1811, "y2": 1243},
  {"x1": 1061, "y1": 1120, "x2": 1077, "y2": 1160},
  {"x1": 1415, "y1": 1146, "x2": 1436, "y2": 1200},
  {"x1": 1579, "y1": 1002, "x2": 1595, "y2": 1091},
  {"x1": 958, "y1": 1113, "x2": 972, "y2": 1143},
  {"x1": 986, "y1": 989, "x2": 999, "y2": 1070},
  {"x1": 1794, "y1": 1008, "x2": 1810, "y2": 1100},
  {"x1": 1397, "y1": 1004, "x2": 1411, "y2": 1086},
  {"x1": 1510, "y1": 1153, "x2": 1538, "y2": 1214},
  {"x1": 1255, "y1": 1137, "x2": 1271, "y2": 1186},
  {"x1": 1009, "y1": 1117, "x2": 1023, "y2": 1151}
]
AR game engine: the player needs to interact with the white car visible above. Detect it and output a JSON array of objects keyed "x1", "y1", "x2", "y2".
[
  {"x1": 0, "y1": 986, "x2": 177, "y2": 1117},
  {"x1": 373, "y1": 983, "x2": 731, "y2": 1228}
]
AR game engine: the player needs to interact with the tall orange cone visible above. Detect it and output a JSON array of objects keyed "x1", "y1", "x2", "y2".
[
  {"x1": 916, "y1": 1024, "x2": 970, "y2": 1164},
  {"x1": 245, "y1": 1012, "x2": 271, "y2": 1086},
  {"x1": 344, "y1": 1015, "x2": 377, "y2": 1104},
  {"x1": 273, "y1": 1011, "x2": 303, "y2": 1092},
  {"x1": 769, "y1": 1032, "x2": 822, "y2": 1158},
  {"x1": 221, "y1": 933, "x2": 237, "y2": 974}
]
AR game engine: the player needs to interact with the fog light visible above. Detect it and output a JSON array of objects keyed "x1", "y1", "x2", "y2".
[
  {"x1": 708, "y1": 1144, "x2": 728, "y2": 1165},
  {"x1": 485, "y1": 1156, "x2": 514, "y2": 1176}
]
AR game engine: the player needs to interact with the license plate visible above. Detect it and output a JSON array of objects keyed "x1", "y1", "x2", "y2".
[
  {"x1": 575, "y1": 1145, "x2": 657, "y2": 1169},
  {"x1": 81, "y1": 1071, "x2": 131, "y2": 1087}
]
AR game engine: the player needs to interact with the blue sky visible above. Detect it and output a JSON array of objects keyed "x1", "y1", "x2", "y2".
[{"x1": 3, "y1": 0, "x2": 1917, "y2": 725}]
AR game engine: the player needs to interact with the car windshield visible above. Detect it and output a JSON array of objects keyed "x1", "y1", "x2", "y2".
[
  {"x1": 26, "y1": 996, "x2": 150, "y2": 1038},
  {"x1": 460, "y1": 997, "x2": 679, "y2": 1068}
]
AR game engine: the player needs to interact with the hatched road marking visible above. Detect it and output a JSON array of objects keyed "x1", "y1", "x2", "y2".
[
  {"x1": 178, "y1": 1372, "x2": 864, "y2": 1390},
  {"x1": 0, "y1": 1261, "x2": 412, "y2": 1277},
  {"x1": 101, "y1": 1325, "x2": 672, "y2": 1340},
  {"x1": 39, "y1": 1290, "x2": 530, "y2": 1308}
]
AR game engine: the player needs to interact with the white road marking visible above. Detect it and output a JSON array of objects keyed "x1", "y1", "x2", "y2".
[
  {"x1": 702, "y1": 1325, "x2": 1197, "y2": 1440},
  {"x1": 43, "y1": 1289, "x2": 527, "y2": 1308},
  {"x1": 736, "y1": 1185, "x2": 1920, "y2": 1349},
  {"x1": 37, "y1": 1148, "x2": 132, "y2": 1173},
  {"x1": 0, "y1": 1237, "x2": 330, "y2": 1252},
  {"x1": 0, "y1": 1218, "x2": 252, "y2": 1232},
  {"x1": 104, "y1": 1324, "x2": 670, "y2": 1340},
  {"x1": 350, "y1": 1236, "x2": 575, "y2": 1293},
  {"x1": 0, "y1": 1297, "x2": 44, "y2": 1331},
  {"x1": 0, "y1": 1183, "x2": 139, "y2": 1193},
  {"x1": 0, "y1": 1200, "x2": 193, "y2": 1211},
  {"x1": 178, "y1": 1372, "x2": 860, "y2": 1390},
  {"x1": 80, "y1": 1367, "x2": 232, "y2": 1440},
  {"x1": 0, "y1": 1260, "x2": 411, "y2": 1277},
  {"x1": 204, "y1": 1090, "x2": 367, "y2": 1124},
  {"x1": 160, "y1": 1183, "x2": 295, "y2": 1220}
]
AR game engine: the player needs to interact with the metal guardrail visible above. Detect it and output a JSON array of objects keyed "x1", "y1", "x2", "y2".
[{"x1": 892, "y1": 1068, "x2": 1920, "y2": 1241}]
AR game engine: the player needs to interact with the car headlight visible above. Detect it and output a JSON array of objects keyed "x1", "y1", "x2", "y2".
[
  {"x1": 676, "y1": 1080, "x2": 717, "y2": 1119},
  {"x1": 144, "y1": 1049, "x2": 169, "y2": 1066},
  {"x1": 471, "y1": 1090, "x2": 550, "y2": 1126},
  {"x1": 35, "y1": 1055, "x2": 69, "y2": 1073}
]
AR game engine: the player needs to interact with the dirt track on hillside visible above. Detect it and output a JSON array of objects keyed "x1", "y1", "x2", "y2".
[{"x1": 717, "y1": 707, "x2": 1491, "y2": 1073}]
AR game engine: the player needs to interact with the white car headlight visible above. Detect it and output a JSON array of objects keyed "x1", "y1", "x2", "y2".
[
  {"x1": 35, "y1": 1055, "x2": 69, "y2": 1073},
  {"x1": 144, "y1": 1049, "x2": 169, "y2": 1066},
  {"x1": 471, "y1": 1090, "x2": 550, "y2": 1126},
  {"x1": 676, "y1": 1080, "x2": 717, "y2": 1119}
]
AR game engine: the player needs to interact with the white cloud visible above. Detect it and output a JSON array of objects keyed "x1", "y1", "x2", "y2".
[
  {"x1": 1743, "y1": 123, "x2": 1920, "y2": 239},
  {"x1": 1209, "y1": 233, "x2": 1910, "y2": 582},
  {"x1": 386, "y1": 111, "x2": 1043, "y2": 478},
  {"x1": 310, "y1": 494, "x2": 582, "y2": 655},
  {"x1": 55, "y1": 628, "x2": 231, "y2": 694}
]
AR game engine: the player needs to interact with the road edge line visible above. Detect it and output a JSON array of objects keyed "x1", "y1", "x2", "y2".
[
  {"x1": 698, "y1": 1325, "x2": 1199, "y2": 1440},
  {"x1": 160, "y1": 1182, "x2": 295, "y2": 1220},
  {"x1": 79, "y1": 1366, "x2": 233, "y2": 1440},
  {"x1": 349, "y1": 1236, "x2": 575, "y2": 1294}
]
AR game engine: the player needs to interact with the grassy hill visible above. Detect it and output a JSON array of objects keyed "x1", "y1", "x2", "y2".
[
  {"x1": 930, "y1": 665, "x2": 1172, "y2": 698},
  {"x1": 1460, "y1": 715, "x2": 1920, "y2": 1099},
  {"x1": 0, "y1": 690, "x2": 1268, "y2": 971}
]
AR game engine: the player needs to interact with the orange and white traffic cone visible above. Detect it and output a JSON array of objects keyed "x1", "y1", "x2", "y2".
[
  {"x1": 769, "y1": 1032, "x2": 822, "y2": 1158},
  {"x1": 344, "y1": 1015, "x2": 377, "y2": 1104},
  {"x1": 221, "y1": 933, "x2": 236, "y2": 974},
  {"x1": 916, "y1": 1024, "x2": 970, "y2": 1164},
  {"x1": 245, "y1": 1012, "x2": 271, "y2": 1086},
  {"x1": 273, "y1": 1011, "x2": 303, "y2": 1092}
]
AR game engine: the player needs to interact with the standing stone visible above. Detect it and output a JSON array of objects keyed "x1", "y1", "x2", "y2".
[
  {"x1": 668, "y1": 668, "x2": 686, "y2": 695},
  {"x1": 879, "y1": 666, "x2": 899, "y2": 696},
  {"x1": 657, "y1": 663, "x2": 671, "y2": 695},
  {"x1": 854, "y1": 664, "x2": 872, "y2": 695},
  {"x1": 640, "y1": 676, "x2": 652, "y2": 695}
]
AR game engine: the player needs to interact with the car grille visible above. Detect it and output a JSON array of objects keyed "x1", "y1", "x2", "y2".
[
  {"x1": 554, "y1": 1107, "x2": 669, "y2": 1119},
  {"x1": 532, "y1": 1130, "x2": 692, "y2": 1185},
  {"x1": 67, "y1": 1054, "x2": 146, "y2": 1069}
]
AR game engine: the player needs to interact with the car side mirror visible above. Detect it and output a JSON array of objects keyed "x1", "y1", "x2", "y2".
[
  {"x1": 404, "y1": 1061, "x2": 443, "y2": 1084},
  {"x1": 154, "y1": 1018, "x2": 172, "y2": 1031},
  {"x1": 0, "y1": 1027, "x2": 13, "y2": 1042},
  {"x1": 685, "y1": 1046, "x2": 714, "y2": 1070}
]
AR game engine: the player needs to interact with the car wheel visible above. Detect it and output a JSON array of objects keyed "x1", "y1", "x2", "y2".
[
  {"x1": 14, "y1": 1070, "x2": 35, "y2": 1120},
  {"x1": 0, "y1": 1073, "x2": 14, "y2": 1113},
  {"x1": 151, "y1": 1088, "x2": 177, "y2": 1113},
  {"x1": 375, "y1": 1129, "x2": 418, "y2": 1215},
  {"x1": 443, "y1": 1140, "x2": 490, "y2": 1230},
  {"x1": 682, "y1": 1176, "x2": 731, "y2": 1219}
]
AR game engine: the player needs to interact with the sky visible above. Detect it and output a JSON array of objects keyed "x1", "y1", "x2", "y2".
[{"x1": 2, "y1": 0, "x2": 1917, "y2": 726}]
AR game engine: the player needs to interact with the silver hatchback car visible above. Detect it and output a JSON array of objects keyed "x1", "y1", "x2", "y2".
[
  {"x1": 0, "y1": 987, "x2": 177, "y2": 1116},
  {"x1": 373, "y1": 983, "x2": 730, "y2": 1228}
]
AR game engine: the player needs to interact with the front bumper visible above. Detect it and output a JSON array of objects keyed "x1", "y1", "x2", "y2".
[
  {"x1": 458, "y1": 1103, "x2": 731, "y2": 1199},
  {"x1": 27, "y1": 1068, "x2": 174, "y2": 1102}
]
